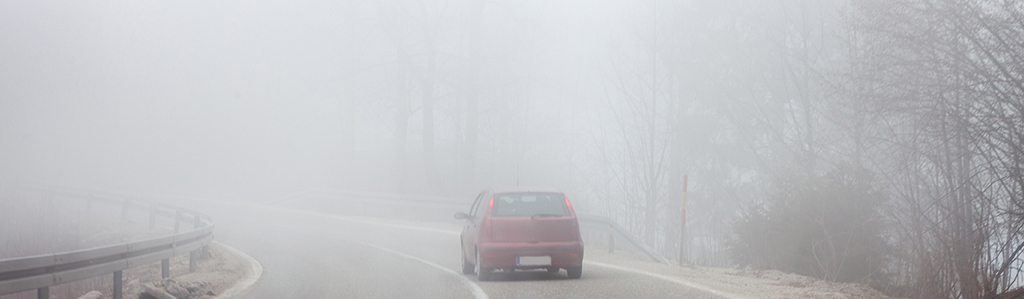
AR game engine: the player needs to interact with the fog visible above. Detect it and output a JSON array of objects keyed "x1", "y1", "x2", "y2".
[
  {"x1": 3, "y1": 1, "x2": 1024, "y2": 298},
  {"x1": 0, "y1": 1, "x2": 615, "y2": 200}
]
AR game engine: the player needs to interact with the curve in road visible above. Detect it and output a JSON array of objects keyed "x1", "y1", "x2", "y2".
[{"x1": 191, "y1": 199, "x2": 730, "y2": 299}]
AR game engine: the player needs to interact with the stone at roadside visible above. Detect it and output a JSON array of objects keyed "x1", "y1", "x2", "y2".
[
  {"x1": 144, "y1": 283, "x2": 177, "y2": 299},
  {"x1": 75, "y1": 290, "x2": 102, "y2": 299},
  {"x1": 162, "y1": 279, "x2": 190, "y2": 298}
]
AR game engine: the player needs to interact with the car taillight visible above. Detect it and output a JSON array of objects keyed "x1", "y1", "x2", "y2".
[
  {"x1": 486, "y1": 197, "x2": 494, "y2": 236},
  {"x1": 565, "y1": 196, "x2": 579, "y2": 237}
]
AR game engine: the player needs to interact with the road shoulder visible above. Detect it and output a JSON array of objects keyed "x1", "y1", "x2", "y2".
[
  {"x1": 584, "y1": 248, "x2": 893, "y2": 299},
  {"x1": 86, "y1": 241, "x2": 262, "y2": 299},
  {"x1": 210, "y1": 241, "x2": 263, "y2": 299}
]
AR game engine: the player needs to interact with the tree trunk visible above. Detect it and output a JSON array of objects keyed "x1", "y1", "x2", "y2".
[
  {"x1": 419, "y1": 12, "x2": 439, "y2": 193},
  {"x1": 394, "y1": 92, "x2": 410, "y2": 192},
  {"x1": 462, "y1": 0, "x2": 483, "y2": 192}
]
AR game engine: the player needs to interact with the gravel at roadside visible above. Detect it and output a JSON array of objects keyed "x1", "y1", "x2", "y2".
[
  {"x1": 76, "y1": 242, "x2": 254, "y2": 299},
  {"x1": 584, "y1": 247, "x2": 895, "y2": 299}
]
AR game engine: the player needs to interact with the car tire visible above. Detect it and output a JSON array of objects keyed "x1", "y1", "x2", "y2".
[
  {"x1": 461, "y1": 247, "x2": 474, "y2": 275},
  {"x1": 566, "y1": 266, "x2": 582, "y2": 279},
  {"x1": 546, "y1": 267, "x2": 559, "y2": 273},
  {"x1": 476, "y1": 250, "x2": 492, "y2": 281}
]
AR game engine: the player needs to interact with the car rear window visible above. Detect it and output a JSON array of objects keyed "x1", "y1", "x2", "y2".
[{"x1": 491, "y1": 192, "x2": 568, "y2": 217}]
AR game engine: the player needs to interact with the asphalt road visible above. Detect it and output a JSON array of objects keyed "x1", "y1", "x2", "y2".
[{"x1": 192, "y1": 197, "x2": 728, "y2": 299}]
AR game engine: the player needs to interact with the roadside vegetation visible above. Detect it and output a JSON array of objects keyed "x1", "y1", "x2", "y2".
[
  {"x1": 2, "y1": 0, "x2": 1022, "y2": 298},
  {"x1": 330, "y1": 1, "x2": 1024, "y2": 298},
  {"x1": 555, "y1": 0, "x2": 1024, "y2": 298},
  {"x1": 677, "y1": 1, "x2": 1024, "y2": 298},
  {"x1": 729, "y1": 166, "x2": 889, "y2": 289}
]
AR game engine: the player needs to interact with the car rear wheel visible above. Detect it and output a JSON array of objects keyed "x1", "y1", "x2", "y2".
[
  {"x1": 476, "y1": 250, "x2": 492, "y2": 281},
  {"x1": 461, "y1": 247, "x2": 474, "y2": 275},
  {"x1": 566, "y1": 266, "x2": 582, "y2": 279}
]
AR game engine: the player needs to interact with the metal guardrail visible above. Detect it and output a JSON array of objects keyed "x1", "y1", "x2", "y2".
[
  {"x1": 577, "y1": 214, "x2": 671, "y2": 264},
  {"x1": 0, "y1": 183, "x2": 215, "y2": 299},
  {"x1": 270, "y1": 188, "x2": 466, "y2": 207}
]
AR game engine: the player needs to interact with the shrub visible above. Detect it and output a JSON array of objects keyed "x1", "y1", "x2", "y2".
[{"x1": 729, "y1": 165, "x2": 889, "y2": 285}]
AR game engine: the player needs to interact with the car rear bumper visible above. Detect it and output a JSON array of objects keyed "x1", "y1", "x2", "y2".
[{"x1": 478, "y1": 241, "x2": 584, "y2": 268}]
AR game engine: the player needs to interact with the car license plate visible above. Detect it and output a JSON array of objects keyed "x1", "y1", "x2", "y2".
[{"x1": 517, "y1": 256, "x2": 552, "y2": 266}]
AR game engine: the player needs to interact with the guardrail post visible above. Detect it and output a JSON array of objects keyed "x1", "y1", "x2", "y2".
[
  {"x1": 173, "y1": 210, "x2": 182, "y2": 233},
  {"x1": 162, "y1": 259, "x2": 170, "y2": 279},
  {"x1": 190, "y1": 214, "x2": 201, "y2": 272},
  {"x1": 0, "y1": 185, "x2": 220, "y2": 297},
  {"x1": 37, "y1": 286, "x2": 48, "y2": 299},
  {"x1": 149, "y1": 204, "x2": 157, "y2": 230},
  {"x1": 190, "y1": 250, "x2": 198, "y2": 272},
  {"x1": 113, "y1": 270, "x2": 123, "y2": 299},
  {"x1": 195, "y1": 214, "x2": 210, "y2": 258}
]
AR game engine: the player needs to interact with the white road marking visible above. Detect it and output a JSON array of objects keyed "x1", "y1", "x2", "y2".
[
  {"x1": 584, "y1": 261, "x2": 746, "y2": 299},
  {"x1": 232, "y1": 203, "x2": 485, "y2": 299},
  {"x1": 309, "y1": 208, "x2": 740, "y2": 299},
  {"x1": 229, "y1": 201, "x2": 740, "y2": 299},
  {"x1": 356, "y1": 241, "x2": 490, "y2": 299},
  {"x1": 213, "y1": 241, "x2": 264, "y2": 299}
]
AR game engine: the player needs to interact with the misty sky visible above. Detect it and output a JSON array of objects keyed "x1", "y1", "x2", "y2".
[{"x1": 0, "y1": 1, "x2": 627, "y2": 199}]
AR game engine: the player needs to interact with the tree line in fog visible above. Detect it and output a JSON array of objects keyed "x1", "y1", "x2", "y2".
[
  {"x1": 5, "y1": 1, "x2": 1018, "y2": 298},
  {"x1": 351, "y1": 1, "x2": 1024, "y2": 298}
]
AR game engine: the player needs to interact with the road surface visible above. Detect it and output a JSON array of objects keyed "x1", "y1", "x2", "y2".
[{"x1": 189, "y1": 196, "x2": 728, "y2": 299}]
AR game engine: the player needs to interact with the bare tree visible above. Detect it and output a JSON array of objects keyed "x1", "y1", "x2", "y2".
[
  {"x1": 850, "y1": 0, "x2": 1024, "y2": 297},
  {"x1": 374, "y1": 0, "x2": 452, "y2": 192}
]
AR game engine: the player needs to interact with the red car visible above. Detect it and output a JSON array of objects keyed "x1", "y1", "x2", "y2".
[{"x1": 455, "y1": 188, "x2": 584, "y2": 281}]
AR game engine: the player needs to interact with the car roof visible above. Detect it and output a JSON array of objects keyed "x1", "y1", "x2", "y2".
[{"x1": 488, "y1": 186, "x2": 563, "y2": 194}]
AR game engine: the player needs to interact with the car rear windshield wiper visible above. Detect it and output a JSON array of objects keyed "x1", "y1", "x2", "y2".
[{"x1": 531, "y1": 213, "x2": 562, "y2": 219}]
